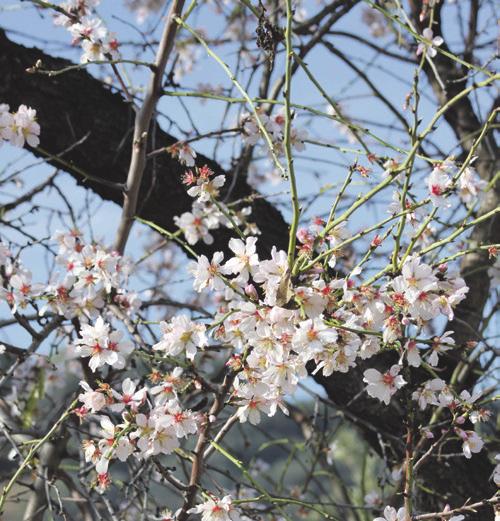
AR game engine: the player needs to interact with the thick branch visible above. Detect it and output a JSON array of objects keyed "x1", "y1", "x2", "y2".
[{"x1": 0, "y1": 29, "x2": 288, "y2": 259}]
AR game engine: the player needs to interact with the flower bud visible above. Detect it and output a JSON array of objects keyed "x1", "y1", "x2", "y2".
[
  {"x1": 438, "y1": 263, "x2": 448, "y2": 273},
  {"x1": 245, "y1": 284, "x2": 258, "y2": 300}
]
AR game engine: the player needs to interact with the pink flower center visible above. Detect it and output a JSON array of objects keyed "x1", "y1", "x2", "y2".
[
  {"x1": 417, "y1": 291, "x2": 428, "y2": 301},
  {"x1": 382, "y1": 373, "x2": 395, "y2": 385}
]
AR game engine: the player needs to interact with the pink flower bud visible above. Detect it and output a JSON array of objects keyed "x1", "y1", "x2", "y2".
[
  {"x1": 370, "y1": 234, "x2": 382, "y2": 248},
  {"x1": 245, "y1": 284, "x2": 258, "y2": 300}
]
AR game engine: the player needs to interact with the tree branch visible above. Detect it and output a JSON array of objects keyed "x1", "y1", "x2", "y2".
[{"x1": 0, "y1": 29, "x2": 289, "y2": 259}]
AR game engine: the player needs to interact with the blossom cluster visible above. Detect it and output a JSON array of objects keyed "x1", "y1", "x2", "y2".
[
  {"x1": 174, "y1": 164, "x2": 258, "y2": 245},
  {"x1": 77, "y1": 368, "x2": 200, "y2": 492},
  {"x1": 153, "y1": 314, "x2": 207, "y2": 361},
  {"x1": 0, "y1": 0, "x2": 495, "y2": 517},
  {"x1": 189, "y1": 495, "x2": 241, "y2": 521},
  {"x1": 0, "y1": 242, "x2": 44, "y2": 314},
  {"x1": 74, "y1": 317, "x2": 134, "y2": 372},
  {"x1": 171, "y1": 154, "x2": 489, "y2": 464},
  {"x1": 46, "y1": 230, "x2": 139, "y2": 318},
  {"x1": 381, "y1": 157, "x2": 488, "y2": 254},
  {"x1": 0, "y1": 104, "x2": 40, "y2": 148},
  {"x1": 2, "y1": 149, "x2": 493, "y2": 514},
  {"x1": 426, "y1": 158, "x2": 487, "y2": 208},
  {"x1": 187, "y1": 235, "x2": 478, "y2": 439},
  {"x1": 53, "y1": 0, "x2": 120, "y2": 63},
  {"x1": 0, "y1": 230, "x2": 139, "y2": 320}
]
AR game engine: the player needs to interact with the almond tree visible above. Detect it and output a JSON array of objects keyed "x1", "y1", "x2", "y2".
[{"x1": 0, "y1": 1, "x2": 498, "y2": 520}]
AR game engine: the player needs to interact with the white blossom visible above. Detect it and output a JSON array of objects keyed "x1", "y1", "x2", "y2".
[
  {"x1": 363, "y1": 365, "x2": 406, "y2": 405},
  {"x1": 374, "y1": 506, "x2": 406, "y2": 521},
  {"x1": 74, "y1": 317, "x2": 133, "y2": 372},
  {"x1": 189, "y1": 495, "x2": 241, "y2": 521},
  {"x1": 416, "y1": 28, "x2": 443, "y2": 58},
  {"x1": 153, "y1": 315, "x2": 207, "y2": 360},
  {"x1": 457, "y1": 429, "x2": 484, "y2": 459}
]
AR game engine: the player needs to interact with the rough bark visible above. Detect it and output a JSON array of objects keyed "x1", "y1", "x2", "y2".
[{"x1": 0, "y1": 29, "x2": 289, "y2": 258}]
